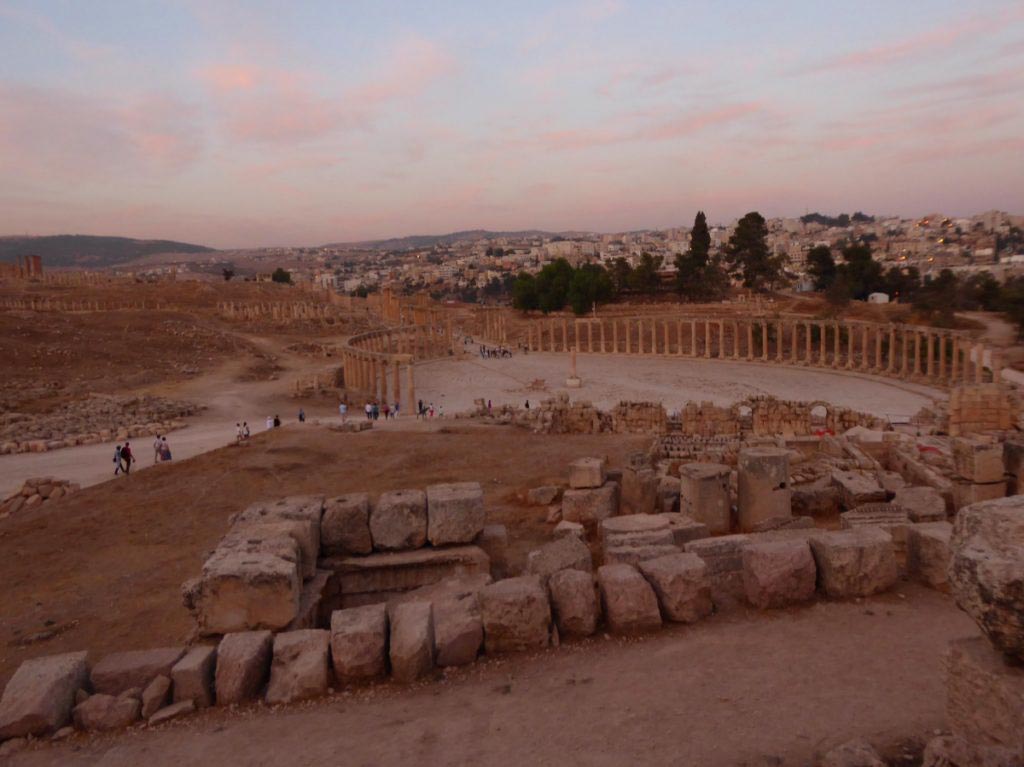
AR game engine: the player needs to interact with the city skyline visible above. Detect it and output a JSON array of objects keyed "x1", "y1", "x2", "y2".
[{"x1": 2, "y1": 0, "x2": 1023, "y2": 248}]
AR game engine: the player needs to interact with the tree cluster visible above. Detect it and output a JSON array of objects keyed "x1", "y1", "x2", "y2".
[
  {"x1": 512, "y1": 258, "x2": 614, "y2": 315},
  {"x1": 674, "y1": 211, "x2": 729, "y2": 301}
]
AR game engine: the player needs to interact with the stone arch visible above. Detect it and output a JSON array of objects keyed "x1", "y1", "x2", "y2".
[{"x1": 809, "y1": 402, "x2": 828, "y2": 428}]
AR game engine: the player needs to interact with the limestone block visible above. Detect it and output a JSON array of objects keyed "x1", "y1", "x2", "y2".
[
  {"x1": 657, "y1": 513, "x2": 710, "y2": 546},
  {"x1": 91, "y1": 647, "x2": 185, "y2": 696},
  {"x1": 597, "y1": 564, "x2": 662, "y2": 634},
  {"x1": 907, "y1": 522, "x2": 952, "y2": 591},
  {"x1": 265, "y1": 630, "x2": 330, "y2": 704},
  {"x1": 330, "y1": 604, "x2": 388, "y2": 683},
  {"x1": 553, "y1": 520, "x2": 584, "y2": 540},
  {"x1": 215, "y1": 631, "x2": 272, "y2": 705},
  {"x1": 140, "y1": 675, "x2": 170, "y2": 719},
  {"x1": 818, "y1": 738, "x2": 886, "y2": 767},
  {"x1": 876, "y1": 470, "x2": 907, "y2": 495},
  {"x1": 808, "y1": 529, "x2": 898, "y2": 598},
  {"x1": 840, "y1": 503, "x2": 910, "y2": 553},
  {"x1": 72, "y1": 693, "x2": 140, "y2": 731},
  {"x1": 678, "y1": 462, "x2": 731, "y2": 534},
  {"x1": 527, "y1": 486, "x2": 561, "y2": 506},
  {"x1": 948, "y1": 495, "x2": 1024, "y2": 661},
  {"x1": 638, "y1": 553, "x2": 712, "y2": 622},
  {"x1": 952, "y1": 478, "x2": 1006, "y2": 511},
  {"x1": 658, "y1": 475, "x2": 680, "y2": 514},
  {"x1": 370, "y1": 489, "x2": 427, "y2": 551},
  {"x1": 185, "y1": 548, "x2": 300, "y2": 635},
  {"x1": 433, "y1": 594, "x2": 483, "y2": 667},
  {"x1": 791, "y1": 484, "x2": 840, "y2": 518},
  {"x1": 321, "y1": 493, "x2": 372, "y2": 555},
  {"x1": 600, "y1": 514, "x2": 673, "y2": 547},
  {"x1": 171, "y1": 645, "x2": 216, "y2": 708},
  {"x1": 568, "y1": 457, "x2": 606, "y2": 489},
  {"x1": 426, "y1": 482, "x2": 486, "y2": 546},
  {"x1": 738, "y1": 448, "x2": 791, "y2": 531},
  {"x1": 830, "y1": 470, "x2": 886, "y2": 509},
  {"x1": 288, "y1": 569, "x2": 337, "y2": 631},
  {"x1": 953, "y1": 437, "x2": 1006, "y2": 483},
  {"x1": 1004, "y1": 439, "x2": 1024, "y2": 494},
  {"x1": 741, "y1": 539, "x2": 816, "y2": 609},
  {"x1": 234, "y1": 497, "x2": 323, "y2": 580},
  {"x1": 526, "y1": 535, "x2": 592, "y2": 581},
  {"x1": 389, "y1": 602, "x2": 434, "y2": 682},
  {"x1": 479, "y1": 576, "x2": 551, "y2": 653},
  {"x1": 603, "y1": 543, "x2": 680, "y2": 567},
  {"x1": 561, "y1": 482, "x2": 619, "y2": 526},
  {"x1": 148, "y1": 700, "x2": 195, "y2": 726},
  {"x1": 547, "y1": 569, "x2": 599, "y2": 637},
  {"x1": 893, "y1": 486, "x2": 947, "y2": 522},
  {"x1": 621, "y1": 466, "x2": 659, "y2": 515},
  {"x1": 475, "y1": 525, "x2": 508, "y2": 578},
  {"x1": 215, "y1": 530, "x2": 301, "y2": 571},
  {"x1": 0, "y1": 651, "x2": 90, "y2": 740},
  {"x1": 946, "y1": 637, "x2": 1024, "y2": 755}
]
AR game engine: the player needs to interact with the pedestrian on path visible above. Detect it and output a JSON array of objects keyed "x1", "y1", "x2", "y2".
[
  {"x1": 153, "y1": 434, "x2": 162, "y2": 464},
  {"x1": 298, "y1": 408, "x2": 305, "y2": 423},
  {"x1": 160, "y1": 437, "x2": 172, "y2": 461},
  {"x1": 121, "y1": 442, "x2": 133, "y2": 475},
  {"x1": 339, "y1": 402, "x2": 348, "y2": 422},
  {"x1": 243, "y1": 422, "x2": 250, "y2": 439},
  {"x1": 114, "y1": 444, "x2": 123, "y2": 475},
  {"x1": 236, "y1": 423, "x2": 244, "y2": 443},
  {"x1": 266, "y1": 415, "x2": 273, "y2": 430}
]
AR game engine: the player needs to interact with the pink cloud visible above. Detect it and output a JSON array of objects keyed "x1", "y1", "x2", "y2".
[
  {"x1": 197, "y1": 64, "x2": 259, "y2": 93},
  {"x1": 348, "y1": 36, "x2": 457, "y2": 105}
]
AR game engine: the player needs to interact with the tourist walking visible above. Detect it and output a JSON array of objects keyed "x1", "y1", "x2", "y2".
[
  {"x1": 393, "y1": 401, "x2": 400, "y2": 418},
  {"x1": 160, "y1": 437, "x2": 172, "y2": 461},
  {"x1": 243, "y1": 422, "x2": 250, "y2": 439},
  {"x1": 365, "y1": 402, "x2": 373, "y2": 420},
  {"x1": 298, "y1": 408, "x2": 306, "y2": 423},
  {"x1": 121, "y1": 442, "x2": 133, "y2": 474},
  {"x1": 273, "y1": 414, "x2": 281, "y2": 428},
  {"x1": 382, "y1": 403, "x2": 390, "y2": 420},
  {"x1": 236, "y1": 423, "x2": 244, "y2": 443},
  {"x1": 113, "y1": 444, "x2": 123, "y2": 475},
  {"x1": 153, "y1": 434, "x2": 162, "y2": 464},
  {"x1": 266, "y1": 415, "x2": 273, "y2": 430},
  {"x1": 339, "y1": 402, "x2": 347, "y2": 422}
]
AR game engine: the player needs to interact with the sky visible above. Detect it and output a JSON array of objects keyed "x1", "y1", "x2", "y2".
[{"x1": 1, "y1": 0, "x2": 1023, "y2": 248}]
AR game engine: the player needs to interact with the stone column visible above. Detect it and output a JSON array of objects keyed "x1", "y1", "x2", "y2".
[
  {"x1": 926, "y1": 332, "x2": 935, "y2": 379},
  {"x1": 732, "y1": 321, "x2": 740, "y2": 359},
  {"x1": 860, "y1": 326, "x2": 869, "y2": 370},
  {"x1": 717, "y1": 321, "x2": 725, "y2": 358},
  {"x1": 405, "y1": 364, "x2": 416, "y2": 414},
  {"x1": 392, "y1": 362, "x2": 400, "y2": 405},
  {"x1": 623, "y1": 319, "x2": 630, "y2": 354},
  {"x1": 804, "y1": 322, "x2": 812, "y2": 364},
  {"x1": 746, "y1": 322, "x2": 754, "y2": 361},
  {"x1": 562, "y1": 320, "x2": 569, "y2": 352},
  {"x1": 664, "y1": 320, "x2": 670, "y2": 355},
  {"x1": 951, "y1": 337, "x2": 960, "y2": 383},
  {"x1": 913, "y1": 331, "x2": 923, "y2": 376},
  {"x1": 588, "y1": 321, "x2": 594, "y2": 353},
  {"x1": 901, "y1": 330, "x2": 910, "y2": 377},
  {"x1": 677, "y1": 319, "x2": 684, "y2": 355},
  {"x1": 613, "y1": 320, "x2": 619, "y2": 353},
  {"x1": 775, "y1": 321, "x2": 783, "y2": 362},
  {"x1": 845, "y1": 324, "x2": 855, "y2": 369},
  {"x1": 705, "y1": 321, "x2": 712, "y2": 358},
  {"x1": 690, "y1": 321, "x2": 697, "y2": 356},
  {"x1": 991, "y1": 349, "x2": 1003, "y2": 384},
  {"x1": 975, "y1": 343, "x2": 985, "y2": 383},
  {"x1": 761, "y1": 322, "x2": 769, "y2": 361},
  {"x1": 873, "y1": 327, "x2": 882, "y2": 371},
  {"x1": 737, "y1": 447, "x2": 792, "y2": 531},
  {"x1": 600, "y1": 321, "x2": 607, "y2": 353},
  {"x1": 832, "y1": 323, "x2": 841, "y2": 368},
  {"x1": 938, "y1": 334, "x2": 947, "y2": 382}
]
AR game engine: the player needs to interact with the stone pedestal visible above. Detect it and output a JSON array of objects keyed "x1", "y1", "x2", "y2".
[
  {"x1": 737, "y1": 448, "x2": 791, "y2": 532},
  {"x1": 677, "y1": 462, "x2": 731, "y2": 535}
]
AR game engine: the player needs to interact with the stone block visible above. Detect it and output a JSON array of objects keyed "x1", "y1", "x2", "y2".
[
  {"x1": 830, "y1": 470, "x2": 886, "y2": 509},
  {"x1": 0, "y1": 651, "x2": 90, "y2": 740},
  {"x1": 72, "y1": 693, "x2": 140, "y2": 731},
  {"x1": 321, "y1": 493, "x2": 372, "y2": 555},
  {"x1": 893, "y1": 486, "x2": 946, "y2": 522},
  {"x1": 738, "y1": 448, "x2": 791, "y2": 531},
  {"x1": 330, "y1": 604, "x2": 388, "y2": 683},
  {"x1": 288, "y1": 569, "x2": 338, "y2": 631},
  {"x1": 568, "y1": 457, "x2": 606, "y2": 489},
  {"x1": 657, "y1": 513, "x2": 710, "y2": 546},
  {"x1": 553, "y1": 520, "x2": 584, "y2": 540},
  {"x1": 370, "y1": 489, "x2": 427, "y2": 551},
  {"x1": 527, "y1": 486, "x2": 561, "y2": 506},
  {"x1": 265, "y1": 630, "x2": 330, "y2": 704},
  {"x1": 433, "y1": 594, "x2": 483, "y2": 667},
  {"x1": 952, "y1": 478, "x2": 1006, "y2": 511},
  {"x1": 561, "y1": 482, "x2": 619, "y2": 526},
  {"x1": 234, "y1": 497, "x2": 323, "y2": 580},
  {"x1": 600, "y1": 514, "x2": 673, "y2": 547},
  {"x1": 876, "y1": 470, "x2": 907, "y2": 495},
  {"x1": 327, "y1": 546, "x2": 491, "y2": 608},
  {"x1": 1004, "y1": 439, "x2": 1024, "y2": 494},
  {"x1": 526, "y1": 535, "x2": 592, "y2": 581},
  {"x1": 603, "y1": 543, "x2": 680, "y2": 567},
  {"x1": 946, "y1": 637, "x2": 1024, "y2": 755},
  {"x1": 185, "y1": 548, "x2": 300, "y2": 635},
  {"x1": 171, "y1": 645, "x2": 216, "y2": 708},
  {"x1": 475, "y1": 525, "x2": 508, "y2": 578},
  {"x1": 597, "y1": 564, "x2": 662, "y2": 634},
  {"x1": 808, "y1": 529, "x2": 898, "y2": 599},
  {"x1": 953, "y1": 437, "x2": 1006, "y2": 483},
  {"x1": 638, "y1": 553, "x2": 712, "y2": 622},
  {"x1": 678, "y1": 462, "x2": 731, "y2": 534},
  {"x1": 840, "y1": 503, "x2": 910, "y2": 553},
  {"x1": 547, "y1": 569, "x2": 599, "y2": 637},
  {"x1": 658, "y1": 475, "x2": 681, "y2": 514},
  {"x1": 148, "y1": 700, "x2": 195, "y2": 726},
  {"x1": 215, "y1": 630, "x2": 272, "y2": 705},
  {"x1": 907, "y1": 522, "x2": 952, "y2": 591},
  {"x1": 621, "y1": 467, "x2": 659, "y2": 515},
  {"x1": 948, "y1": 495, "x2": 1024, "y2": 661},
  {"x1": 818, "y1": 738, "x2": 885, "y2": 767},
  {"x1": 426, "y1": 482, "x2": 486, "y2": 546},
  {"x1": 140, "y1": 675, "x2": 170, "y2": 719},
  {"x1": 791, "y1": 484, "x2": 840, "y2": 518},
  {"x1": 91, "y1": 647, "x2": 185, "y2": 696},
  {"x1": 741, "y1": 539, "x2": 816, "y2": 609},
  {"x1": 389, "y1": 602, "x2": 434, "y2": 682},
  {"x1": 479, "y1": 575, "x2": 551, "y2": 653}
]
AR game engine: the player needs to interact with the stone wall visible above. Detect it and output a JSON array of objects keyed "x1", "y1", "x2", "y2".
[{"x1": 947, "y1": 383, "x2": 1020, "y2": 436}]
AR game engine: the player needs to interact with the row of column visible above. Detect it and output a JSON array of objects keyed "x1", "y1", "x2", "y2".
[
  {"x1": 342, "y1": 352, "x2": 416, "y2": 411},
  {"x1": 522, "y1": 317, "x2": 995, "y2": 386}
]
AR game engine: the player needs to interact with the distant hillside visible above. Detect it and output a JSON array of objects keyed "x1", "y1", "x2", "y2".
[
  {"x1": 800, "y1": 212, "x2": 874, "y2": 228},
  {"x1": 325, "y1": 229, "x2": 585, "y2": 251},
  {"x1": 0, "y1": 235, "x2": 216, "y2": 268}
]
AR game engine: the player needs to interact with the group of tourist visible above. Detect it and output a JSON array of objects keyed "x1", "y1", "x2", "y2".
[
  {"x1": 416, "y1": 399, "x2": 442, "y2": 418},
  {"x1": 363, "y1": 401, "x2": 399, "y2": 420},
  {"x1": 112, "y1": 433, "x2": 172, "y2": 475},
  {"x1": 235, "y1": 422, "x2": 251, "y2": 442},
  {"x1": 478, "y1": 344, "x2": 513, "y2": 359}
]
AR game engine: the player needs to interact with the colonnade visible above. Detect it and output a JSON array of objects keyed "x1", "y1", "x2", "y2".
[{"x1": 515, "y1": 315, "x2": 998, "y2": 388}]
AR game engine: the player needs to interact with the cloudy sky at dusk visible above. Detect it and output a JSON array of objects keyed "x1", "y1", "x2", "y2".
[{"x1": 2, "y1": 0, "x2": 1023, "y2": 247}]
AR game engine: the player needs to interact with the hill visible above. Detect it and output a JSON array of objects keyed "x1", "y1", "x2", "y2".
[
  {"x1": 324, "y1": 229, "x2": 586, "y2": 250},
  {"x1": 0, "y1": 235, "x2": 216, "y2": 268}
]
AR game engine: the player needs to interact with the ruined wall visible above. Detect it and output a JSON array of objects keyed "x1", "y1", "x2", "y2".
[{"x1": 947, "y1": 384, "x2": 1020, "y2": 436}]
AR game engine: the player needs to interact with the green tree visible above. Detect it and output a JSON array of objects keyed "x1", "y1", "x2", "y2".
[
  {"x1": 271, "y1": 267, "x2": 292, "y2": 284},
  {"x1": 511, "y1": 272, "x2": 539, "y2": 311},
  {"x1": 962, "y1": 272, "x2": 1000, "y2": 310},
  {"x1": 567, "y1": 264, "x2": 614, "y2": 315},
  {"x1": 882, "y1": 266, "x2": 921, "y2": 302},
  {"x1": 806, "y1": 245, "x2": 836, "y2": 291},
  {"x1": 535, "y1": 258, "x2": 574, "y2": 313},
  {"x1": 998, "y1": 276, "x2": 1024, "y2": 339},
  {"x1": 835, "y1": 243, "x2": 883, "y2": 300},
  {"x1": 675, "y1": 211, "x2": 726, "y2": 300},
  {"x1": 913, "y1": 269, "x2": 959, "y2": 326},
  {"x1": 610, "y1": 257, "x2": 633, "y2": 295},
  {"x1": 723, "y1": 212, "x2": 784, "y2": 291},
  {"x1": 627, "y1": 252, "x2": 663, "y2": 293}
]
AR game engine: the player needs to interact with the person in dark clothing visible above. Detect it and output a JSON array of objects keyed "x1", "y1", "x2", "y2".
[
  {"x1": 121, "y1": 442, "x2": 133, "y2": 474},
  {"x1": 298, "y1": 408, "x2": 305, "y2": 423},
  {"x1": 273, "y1": 415, "x2": 281, "y2": 428},
  {"x1": 114, "y1": 444, "x2": 123, "y2": 474}
]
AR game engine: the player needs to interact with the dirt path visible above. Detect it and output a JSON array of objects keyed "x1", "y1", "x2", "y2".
[{"x1": 10, "y1": 585, "x2": 976, "y2": 767}]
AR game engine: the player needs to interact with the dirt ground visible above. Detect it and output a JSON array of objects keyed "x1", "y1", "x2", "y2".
[
  {"x1": 0, "y1": 424, "x2": 649, "y2": 688},
  {"x1": 9, "y1": 585, "x2": 977, "y2": 767}
]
